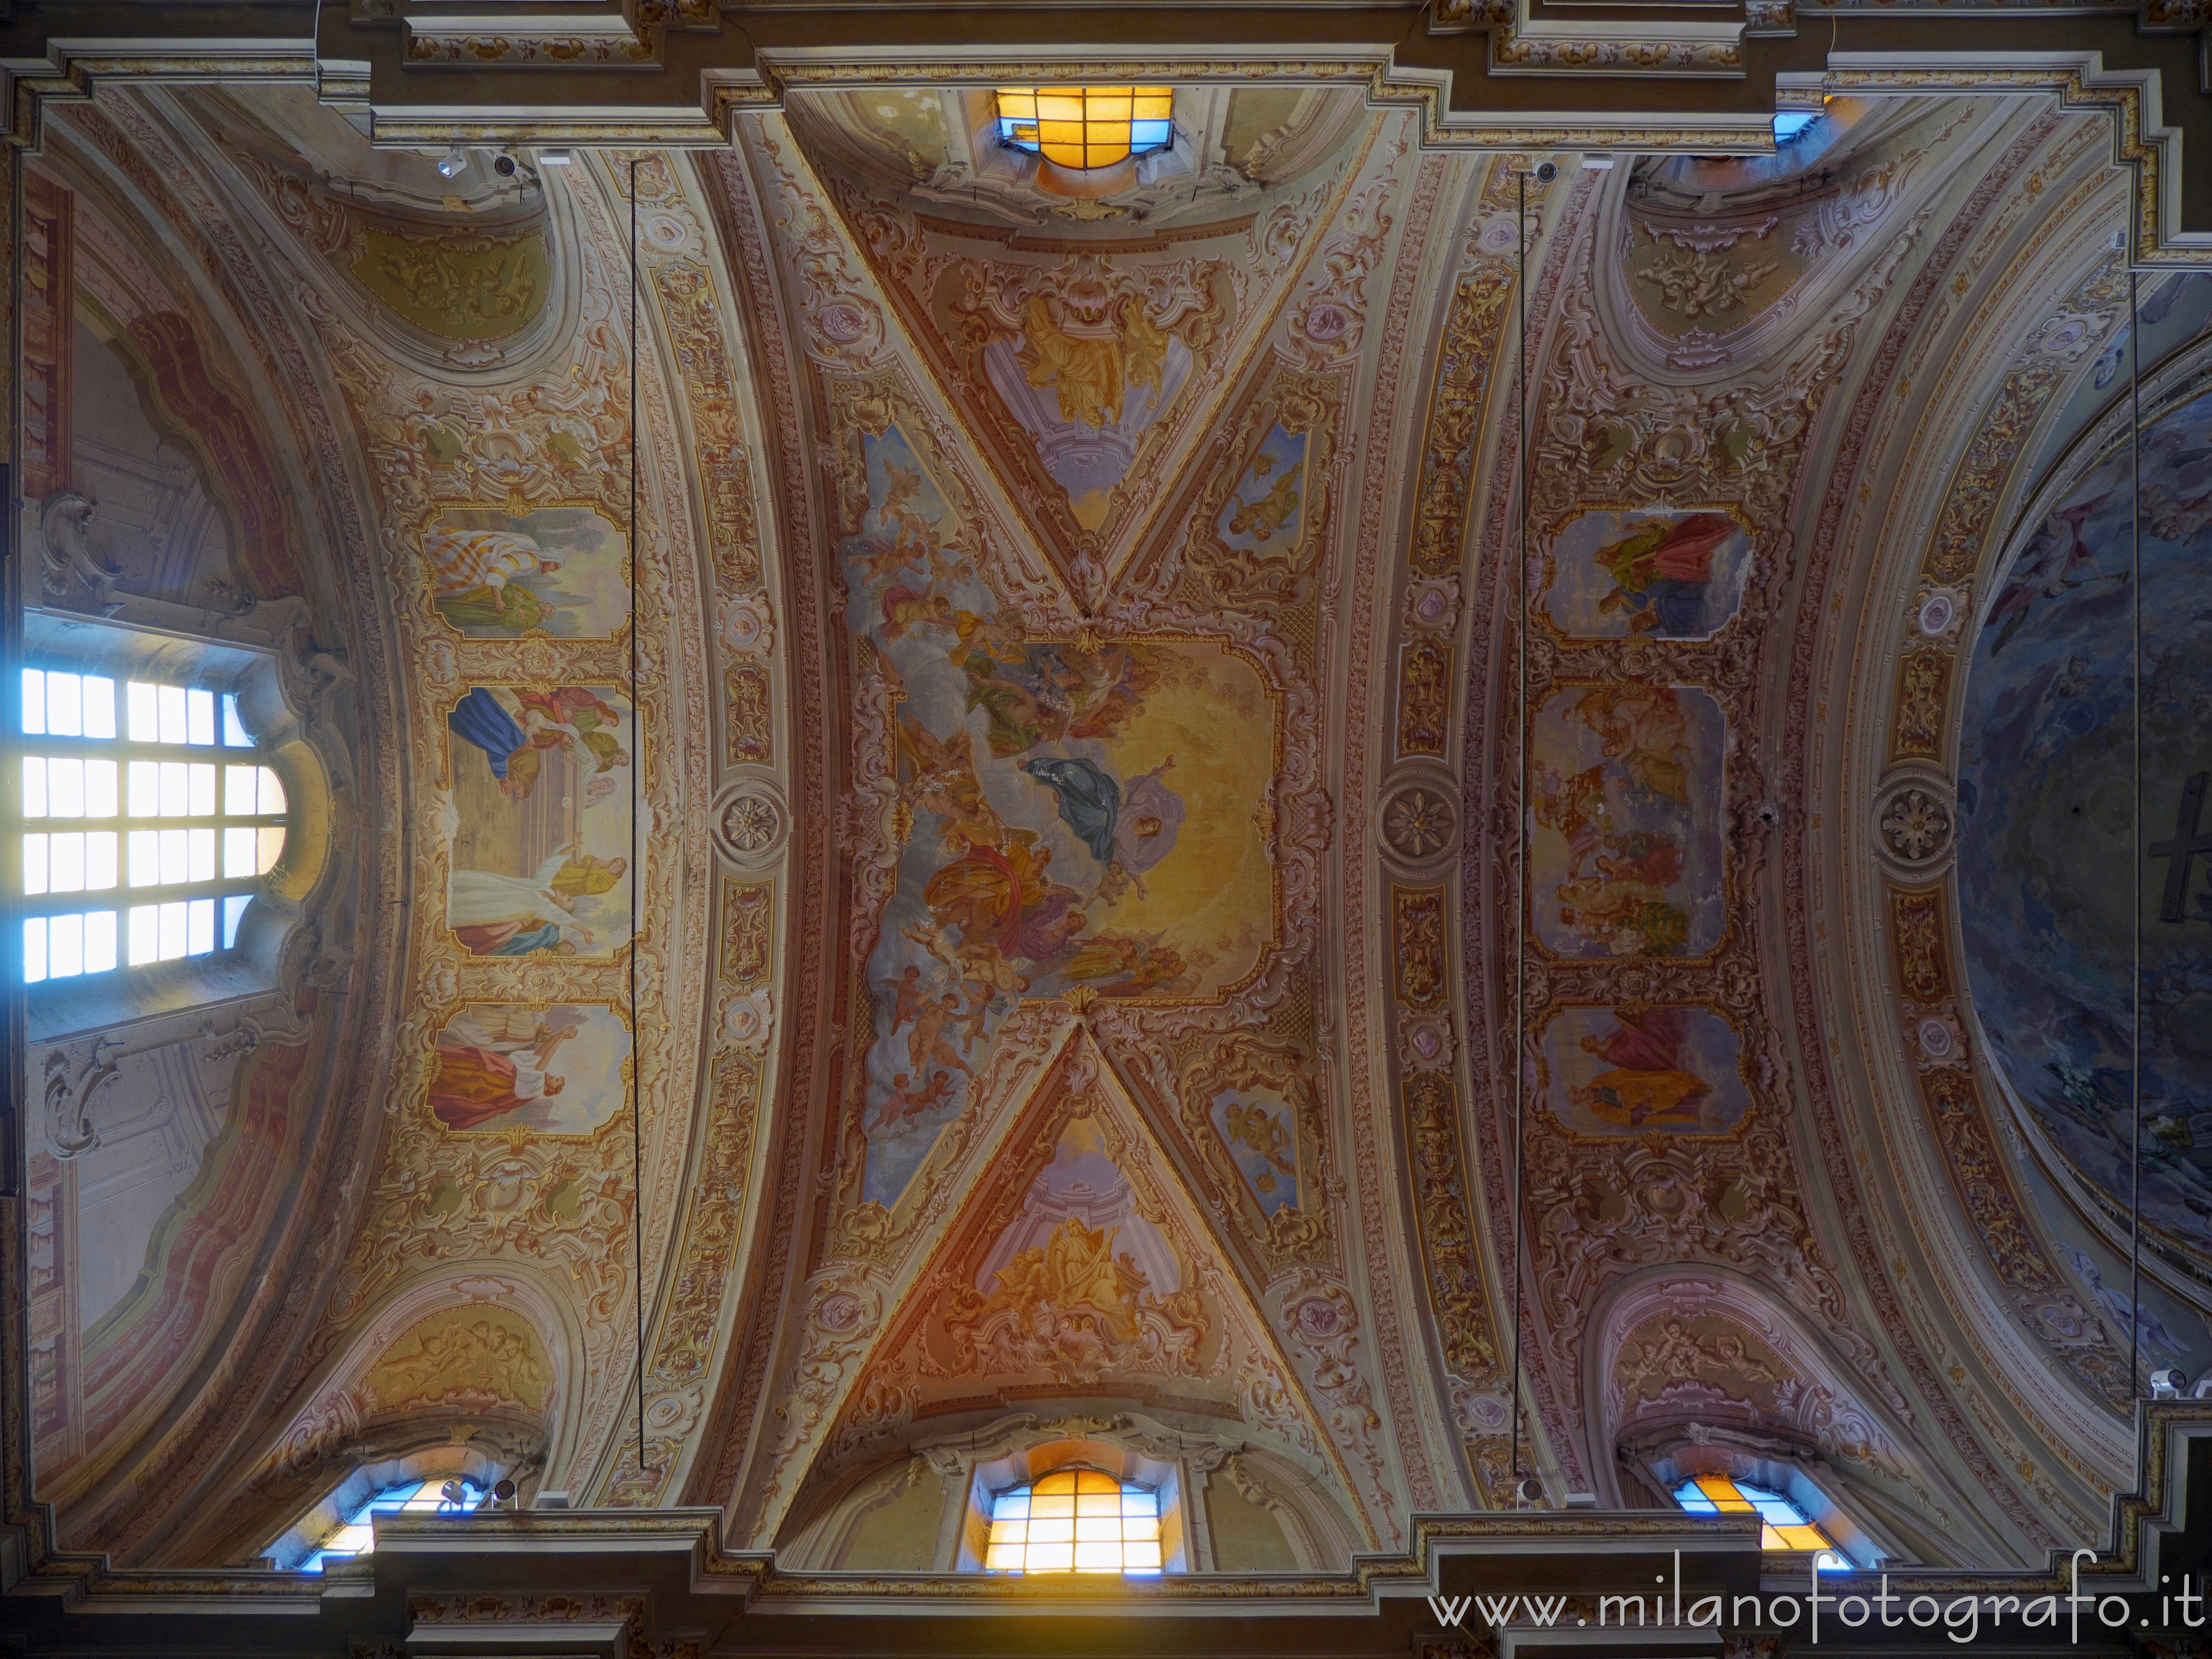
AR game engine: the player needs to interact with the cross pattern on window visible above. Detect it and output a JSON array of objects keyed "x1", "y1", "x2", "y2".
[
  {"x1": 19, "y1": 668, "x2": 286, "y2": 983},
  {"x1": 995, "y1": 87, "x2": 1173, "y2": 171},
  {"x1": 299, "y1": 1477, "x2": 480, "y2": 1573},
  {"x1": 1673, "y1": 1475, "x2": 1848, "y2": 1566},
  {"x1": 984, "y1": 1468, "x2": 1162, "y2": 1575}
]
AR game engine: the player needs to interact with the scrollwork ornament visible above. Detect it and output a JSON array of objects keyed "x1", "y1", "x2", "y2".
[{"x1": 712, "y1": 773, "x2": 789, "y2": 870}]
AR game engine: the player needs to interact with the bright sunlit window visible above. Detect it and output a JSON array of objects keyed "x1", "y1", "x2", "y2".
[
  {"x1": 299, "y1": 1477, "x2": 481, "y2": 1572},
  {"x1": 19, "y1": 667, "x2": 286, "y2": 983},
  {"x1": 984, "y1": 1468, "x2": 1162, "y2": 1575},
  {"x1": 995, "y1": 87, "x2": 1173, "y2": 170},
  {"x1": 1674, "y1": 1475, "x2": 1848, "y2": 1567},
  {"x1": 1773, "y1": 111, "x2": 1818, "y2": 144}
]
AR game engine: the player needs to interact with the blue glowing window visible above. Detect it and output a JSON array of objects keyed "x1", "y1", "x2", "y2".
[{"x1": 1773, "y1": 112, "x2": 1818, "y2": 144}]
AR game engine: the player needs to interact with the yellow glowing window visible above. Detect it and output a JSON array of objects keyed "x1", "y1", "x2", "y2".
[
  {"x1": 984, "y1": 1468, "x2": 1162, "y2": 1575},
  {"x1": 995, "y1": 87, "x2": 1174, "y2": 171},
  {"x1": 1675, "y1": 1475, "x2": 1848, "y2": 1564}
]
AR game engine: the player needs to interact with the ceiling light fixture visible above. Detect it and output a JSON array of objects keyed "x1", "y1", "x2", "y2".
[
  {"x1": 436, "y1": 147, "x2": 469, "y2": 179},
  {"x1": 539, "y1": 148, "x2": 574, "y2": 166}
]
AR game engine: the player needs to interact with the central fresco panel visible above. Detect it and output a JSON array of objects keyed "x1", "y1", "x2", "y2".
[
  {"x1": 841, "y1": 419, "x2": 1282, "y2": 1205},
  {"x1": 732, "y1": 92, "x2": 1400, "y2": 1551}
]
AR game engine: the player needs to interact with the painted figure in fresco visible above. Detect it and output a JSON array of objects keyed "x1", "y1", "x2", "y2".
[
  {"x1": 984, "y1": 1217, "x2": 1147, "y2": 1341},
  {"x1": 448, "y1": 686, "x2": 627, "y2": 802},
  {"x1": 1220, "y1": 1100, "x2": 1297, "y2": 1197},
  {"x1": 877, "y1": 458, "x2": 935, "y2": 557},
  {"x1": 1588, "y1": 513, "x2": 1734, "y2": 637},
  {"x1": 515, "y1": 687, "x2": 629, "y2": 806},
  {"x1": 873, "y1": 1068, "x2": 957, "y2": 1131},
  {"x1": 2062, "y1": 1243, "x2": 2180, "y2": 1355},
  {"x1": 1555, "y1": 869, "x2": 1690, "y2": 956},
  {"x1": 429, "y1": 1007, "x2": 586, "y2": 1130},
  {"x1": 1573, "y1": 685, "x2": 1694, "y2": 808},
  {"x1": 888, "y1": 966, "x2": 977, "y2": 1081},
  {"x1": 1016, "y1": 294, "x2": 1169, "y2": 430},
  {"x1": 1534, "y1": 764, "x2": 1610, "y2": 870},
  {"x1": 1227, "y1": 469, "x2": 1302, "y2": 543},
  {"x1": 450, "y1": 844, "x2": 625, "y2": 955},
  {"x1": 1986, "y1": 478, "x2": 2127, "y2": 656},
  {"x1": 1020, "y1": 754, "x2": 1185, "y2": 902},
  {"x1": 448, "y1": 687, "x2": 530, "y2": 782},
  {"x1": 453, "y1": 916, "x2": 590, "y2": 957},
  {"x1": 961, "y1": 644, "x2": 1155, "y2": 759},
  {"x1": 881, "y1": 584, "x2": 954, "y2": 640},
  {"x1": 427, "y1": 526, "x2": 564, "y2": 634},
  {"x1": 1571, "y1": 1007, "x2": 1713, "y2": 1129}
]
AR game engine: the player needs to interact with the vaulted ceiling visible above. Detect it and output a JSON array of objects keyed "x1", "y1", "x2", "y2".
[{"x1": 14, "y1": 39, "x2": 2212, "y2": 1592}]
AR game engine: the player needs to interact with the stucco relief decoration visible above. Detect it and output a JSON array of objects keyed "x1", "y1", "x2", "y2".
[
  {"x1": 717, "y1": 105, "x2": 1385, "y2": 1551},
  {"x1": 258, "y1": 147, "x2": 721, "y2": 1512},
  {"x1": 1380, "y1": 776, "x2": 1458, "y2": 869},
  {"x1": 714, "y1": 776, "x2": 789, "y2": 870},
  {"x1": 1875, "y1": 778, "x2": 1955, "y2": 868},
  {"x1": 825, "y1": 129, "x2": 1368, "y2": 587},
  {"x1": 1485, "y1": 120, "x2": 1942, "y2": 1496}
]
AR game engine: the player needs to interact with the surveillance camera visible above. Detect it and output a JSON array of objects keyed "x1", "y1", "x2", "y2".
[
  {"x1": 2152, "y1": 1366, "x2": 2186, "y2": 1398},
  {"x1": 1535, "y1": 161, "x2": 1559, "y2": 183},
  {"x1": 494, "y1": 154, "x2": 517, "y2": 177}
]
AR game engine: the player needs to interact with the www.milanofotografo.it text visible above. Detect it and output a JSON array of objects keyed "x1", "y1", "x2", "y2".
[{"x1": 1425, "y1": 1552, "x2": 2208, "y2": 1644}]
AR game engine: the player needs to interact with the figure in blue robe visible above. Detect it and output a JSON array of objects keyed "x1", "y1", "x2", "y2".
[
  {"x1": 448, "y1": 687, "x2": 526, "y2": 780},
  {"x1": 1021, "y1": 756, "x2": 1120, "y2": 868}
]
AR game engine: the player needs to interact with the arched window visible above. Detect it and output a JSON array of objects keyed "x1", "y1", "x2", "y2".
[
  {"x1": 1673, "y1": 1474, "x2": 1849, "y2": 1569},
  {"x1": 18, "y1": 665, "x2": 285, "y2": 984},
  {"x1": 995, "y1": 87, "x2": 1173, "y2": 170},
  {"x1": 984, "y1": 1467, "x2": 1162, "y2": 1575},
  {"x1": 294, "y1": 1475, "x2": 482, "y2": 1573}
]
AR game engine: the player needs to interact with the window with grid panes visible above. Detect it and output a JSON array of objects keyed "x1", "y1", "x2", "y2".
[
  {"x1": 983, "y1": 1467, "x2": 1162, "y2": 1575},
  {"x1": 19, "y1": 667, "x2": 286, "y2": 983},
  {"x1": 994, "y1": 88, "x2": 1173, "y2": 170},
  {"x1": 1673, "y1": 1475, "x2": 1849, "y2": 1568},
  {"x1": 295, "y1": 1477, "x2": 481, "y2": 1573}
]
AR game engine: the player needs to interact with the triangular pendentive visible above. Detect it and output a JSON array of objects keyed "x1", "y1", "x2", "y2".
[{"x1": 797, "y1": 1025, "x2": 1372, "y2": 1544}]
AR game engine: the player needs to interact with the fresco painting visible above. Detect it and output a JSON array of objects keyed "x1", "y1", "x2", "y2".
[
  {"x1": 1539, "y1": 1004, "x2": 1750, "y2": 1136},
  {"x1": 1208, "y1": 1088, "x2": 1301, "y2": 1216},
  {"x1": 932, "y1": 1115, "x2": 1198, "y2": 1385},
  {"x1": 424, "y1": 505, "x2": 629, "y2": 638},
  {"x1": 444, "y1": 684, "x2": 636, "y2": 958},
  {"x1": 845, "y1": 424, "x2": 1275, "y2": 1207},
  {"x1": 1212, "y1": 423, "x2": 1309, "y2": 557},
  {"x1": 979, "y1": 293, "x2": 1195, "y2": 529},
  {"x1": 1542, "y1": 508, "x2": 1752, "y2": 640},
  {"x1": 1529, "y1": 685, "x2": 1726, "y2": 959},
  {"x1": 1958, "y1": 383, "x2": 2212, "y2": 1251},
  {"x1": 428, "y1": 1002, "x2": 633, "y2": 1136}
]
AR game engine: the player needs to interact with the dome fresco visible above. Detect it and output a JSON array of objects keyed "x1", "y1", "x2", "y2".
[{"x1": 1958, "y1": 382, "x2": 2212, "y2": 1254}]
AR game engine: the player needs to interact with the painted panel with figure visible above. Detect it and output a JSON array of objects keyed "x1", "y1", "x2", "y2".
[
  {"x1": 1542, "y1": 508, "x2": 1752, "y2": 640},
  {"x1": 1208, "y1": 1088, "x2": 1302, "y2": 1217},
  {"x1": 1539, "y1": 1004, "x2": 1750, "y2": 1136},
  {"x1": 443, "y1": 684, "x2": 636, "y2": 958},
  {"x1": 423, "y1": 505, "x2": 630, "y2": 639},
  {"x1": 1530, "y1": 685, "x2": 1726, "y2": 959},
  {"x1": 1213, "y1": 424, "x2": 1310, "y2": 561},
  {"x1": 843, "y1": 421, "x2": 1278, "y2": 1208},
  {"x1": 427, "y1": 1002, "x2": 633, "y2": 1136}
]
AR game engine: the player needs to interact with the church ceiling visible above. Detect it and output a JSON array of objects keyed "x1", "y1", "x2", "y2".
[{"x1": 16, "y1": 58, "x2": 2212, "y2": 1592}]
